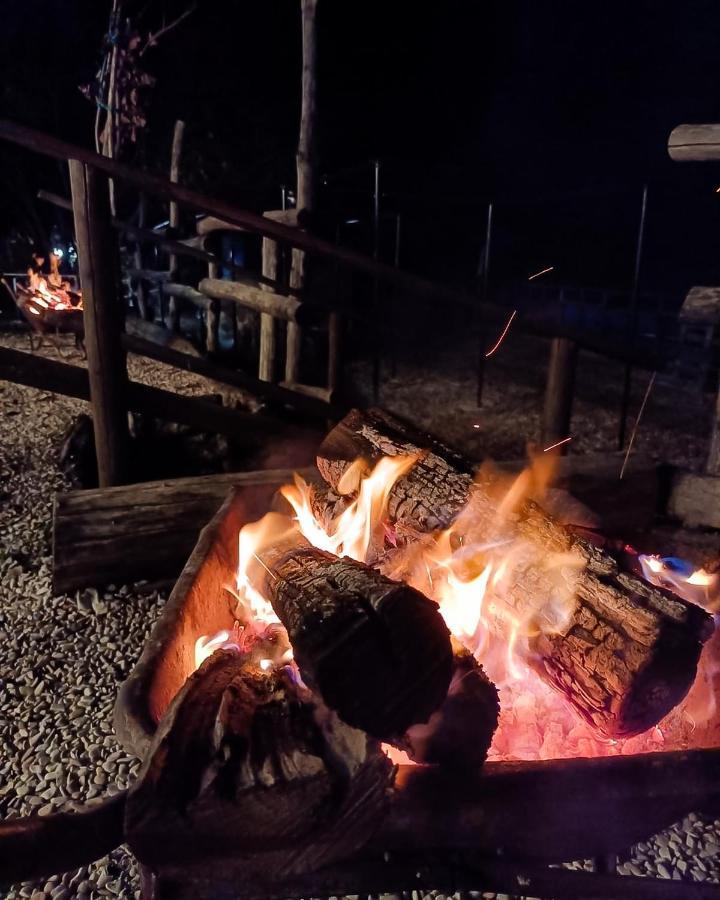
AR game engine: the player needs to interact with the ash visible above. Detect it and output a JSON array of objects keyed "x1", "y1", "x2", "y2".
[{"x1": 0, "y1": 333, "x2": 718, "y2": 898}]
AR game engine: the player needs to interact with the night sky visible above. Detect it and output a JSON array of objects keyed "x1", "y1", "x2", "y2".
[{"x1": 2, "y1": 0, "x2": 720, "y2": 296}]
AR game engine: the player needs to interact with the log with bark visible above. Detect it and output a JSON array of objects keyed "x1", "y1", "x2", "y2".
[
  {"x1": 250, "y1": 525, "x2": 455, "y2": 741},
  {"x1": 316, "y1": 408, "x2": 715, "y2": 738},
  {"x1": 400, "y1": 641, "x2": 499, "y2": 770},
  {"x1": 124, "y1": 647, "x2": 395, "y2": 881}
]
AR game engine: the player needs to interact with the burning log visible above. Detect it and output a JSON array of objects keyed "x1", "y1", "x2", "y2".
[
  {"x1": 316, "y1": 408, "x2": 715, "y2": 738},
  {"x1": 125, "y1": 648, "x2": 395, "y2": 880},
  {"x1": 401, "y1": 642, "x2": 499, "y2": 769},
  {"x1": 251, "y1": 527, "x2": 455, "y2": 741}
]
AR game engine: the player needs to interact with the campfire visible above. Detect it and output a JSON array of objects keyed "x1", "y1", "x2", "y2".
[
  {"x1": 193, "y1": 407, "x2": 720, "y2": 762},
  {"x1": 114, "y1": 408, "x2": 720, "y2": 893}
]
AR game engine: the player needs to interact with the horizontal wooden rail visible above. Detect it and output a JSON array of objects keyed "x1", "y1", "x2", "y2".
[
  {"x1": 198, "y1": 276, "x2": 322, "y2": 325},
  {"x1": 161, "y1": 282, "x2": 210, "y2": 309},
  {"x1": 121, "y1": 333, "x2": 340, "y2": 417},
  {"x1": 0, "y1": 345, "x2": 288, "y2": 441}
]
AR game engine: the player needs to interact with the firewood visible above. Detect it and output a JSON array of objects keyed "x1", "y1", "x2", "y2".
[
  {"x1": 401, "y1": 642, "x2": 499, "y2": 770},
  {"x1": 251, "y1": 528, "x2": 454, "y2": 741},
  {"x1": 125, "y1": 648, "x2": 395, "y2": 881},
  {"x1": 316, "y1": 408, "x2": 715, "y2": 738}
]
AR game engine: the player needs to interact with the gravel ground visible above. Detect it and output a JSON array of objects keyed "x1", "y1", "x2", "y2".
[{"x1": 1, "y1": 330, "x2": 719, "y2": 898}]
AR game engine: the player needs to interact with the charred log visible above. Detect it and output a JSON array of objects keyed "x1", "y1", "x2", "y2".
[
  {"x1": 251, "y1": 529, "x2": 454, "y2": 742},
  {"x1": 316, "y1": 409, "x2": 714, "y2": 738},
  {"x1": 401, "y1": 642, "x2": 499, "y2": 770},
  {"x1": 125, "y1": 648, "x2": 394, "y2": 881}
]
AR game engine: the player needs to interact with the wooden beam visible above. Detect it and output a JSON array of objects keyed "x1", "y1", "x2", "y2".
[
  {"x1": 69, "y1": 160, "x2": 130, "y2": 487},
  {"x1": 53, "y1": 467, "x2": 313, "y2": 593},
  {"x1": 198, "y1": 276, "x2": 319, "y2": 324},
  {"x1": 37, "y1": 188, "x2": 72, "y2": 211},
  {"x1": 668, "y1": 124, "x2": 720, "y2": 162},
  {"x1": 122, "y1": 333, "x2": 339, "y2": 417},
  {"x1": 196, "y1": 215, "x2": 248, "y2": 236},
  {"x1": 541, "y1": 337, "x2": 577, "y2": 450},
  {"x1": 0, "y1": 345, "x2": 286, "y2": 440},
  {"x1": 161, "y1": 282, "x2": 210, "y2": 310},
  {"x1": 125, "y1": 269, "x2": 172, "y2": 283}
]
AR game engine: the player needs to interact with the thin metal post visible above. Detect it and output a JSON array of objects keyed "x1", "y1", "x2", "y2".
[
  {"x1": 372, "y1": 159, "x2": 381, "y2": 402},
  {"x1": 618, "y1": 185, "x2": 648, "y2": 450},
  {"x1": 281, "y1": 185, "x2": 287, "y2": 211},
  {"x1": 390, "y1": 213, "x2": 401, "y2": 376},
  {"x1": 476, "y1": 202, "x2": 493, "y2": 406}
]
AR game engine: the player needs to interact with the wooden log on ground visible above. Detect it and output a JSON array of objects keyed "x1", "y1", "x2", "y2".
[
  {"x1": 0, "y1": 792, "x2": 126, "y2": 885},
  {"x1": 316, "y1": 408, "x2": 714, "y2": 738},
  {"x1": 52, "y1": 467, "x2": 314, "y2": 594},
  {"x1": 251, "y1": 526, "x2": 454, "y2": 740},
  {"x1": 0, "y1": 345, "x2": 289, "y2": 443},
  {"x1": 124, "y1": 649, "x2": 395, "y2": 880},
  {"x1": 198, "y1": 276, "x2": 321, "y2": 325},
  {"x1": 69, "y1": 159, "x2": 129, "y2": 487},
  {"x1": 121, "y1": 334, "x2": 339, "y2": 417},
  {"x1": 668, "y1": 124, "x2": 720, "y2": 162}
]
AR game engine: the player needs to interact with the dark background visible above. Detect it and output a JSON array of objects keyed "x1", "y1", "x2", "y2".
[{"x1": 2, "y1": 0, "x2": 720, "y2": 297}]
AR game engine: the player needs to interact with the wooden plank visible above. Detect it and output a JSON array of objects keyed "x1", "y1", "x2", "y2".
[
  {"x1": 121, "y1": 334, "x2": 340, "y2": 417},
  {"x1": 52, "y1": 468, "x2": 312, "y2": 594},
  {"x1": 668, "y1": 124, "x2": 720, "y2": 162},
  {"x1": 69, "y1": 160, "x2": 130, "y2": 487},
  {"x1": 196, "y1": 215, "x2": 248, "y2": 236}
]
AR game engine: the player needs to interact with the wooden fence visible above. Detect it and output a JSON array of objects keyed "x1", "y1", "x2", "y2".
[{"x1": 0, "y1": 118, "x2": 669, "y2": 487}]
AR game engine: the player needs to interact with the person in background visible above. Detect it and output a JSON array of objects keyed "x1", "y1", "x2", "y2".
[
  {"x1": 26, "y1": 251, "x2": 47, "y2": 292},
  {"x1": 48, "y1": 251, "x2": 63, "y2": 290}
]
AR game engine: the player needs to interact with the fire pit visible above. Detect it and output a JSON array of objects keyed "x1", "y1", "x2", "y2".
[{"x1": 111, "y1": 409, "x2": 720, "y2": 899}]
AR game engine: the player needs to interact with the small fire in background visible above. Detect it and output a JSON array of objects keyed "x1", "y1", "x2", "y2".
[{"x1": 194, "y1": 452, "x2": 720, "y2": 762}]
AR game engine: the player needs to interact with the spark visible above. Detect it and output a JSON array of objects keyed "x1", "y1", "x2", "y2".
[
  {"x1": 528, "y1": 266, "x2": 554, "y2": 281},
  {"x1": 543, "y1": 436, "x2": 572, "y2": 453},
  {"x1": 485, "y1": 310, "x2": 517, "y2": 358},
  {"x1": 473, "y1": 423, "x2": 481, "y2": 429},
  {"x1": 620, "y1": 371, "x2": 656, "y2": 480}
]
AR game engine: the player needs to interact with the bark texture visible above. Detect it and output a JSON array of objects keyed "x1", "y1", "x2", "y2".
[
  {"x1": 253, "y1": 531, "x2": 454, "y2": 741},
  {"x1": 125, "y1": 649, "x2": 394, "y2": 880}
]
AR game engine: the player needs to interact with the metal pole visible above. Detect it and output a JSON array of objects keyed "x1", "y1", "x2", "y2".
[
  {"x1": 618, "y1": 184, "x2": 648, "y2": 450},
  {"x1": 372, "y1": 159, "x2": 381, "y2": 402},
  {"x1": 476, "y1": 202, "x2": 493, "y2": 406},
  {"x1": 281, "y1": 185, "x2": 287, "y2": 211},
  {"x1": 390, "y1": 213, "x2": 402, "y2": 377}
]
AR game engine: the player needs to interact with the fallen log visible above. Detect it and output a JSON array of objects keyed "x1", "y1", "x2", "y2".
[
  {"x1": 316, "y1": 409, "x2": 715, "y2": 738},
  {"x1": 251, "y1": 524, "x2": 454, "y2": 741},
  {"x1": 52, "y1": 468, "x2": 315, "y2": 594},
  {"x1": 124, "y1": 649, "x2": 395, "y2": 880}
]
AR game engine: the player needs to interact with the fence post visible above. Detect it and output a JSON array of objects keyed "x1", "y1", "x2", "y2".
[
  {"x1": 541, "y1": 337, "x2": 577, "y2": 451},
  {"x1": 68, "y1": 159, "x2": 130, "y2": 486}
]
